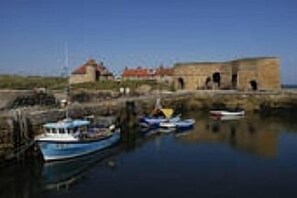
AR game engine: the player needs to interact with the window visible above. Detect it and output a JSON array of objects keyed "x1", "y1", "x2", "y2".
[{"x1": 59, "y1": 128, "x2": 65, "y2": 134}]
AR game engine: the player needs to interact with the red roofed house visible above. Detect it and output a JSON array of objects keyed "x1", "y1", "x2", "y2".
[
  {"x1": 155, "y1": 66, "x2": 174, "y2": 84},
  {"x1": 121, "y1": 67, "x2": 155, "y2": 81},
  {"x1": 69, "y1": 59, "x2": 114, "y2": 84},
  {"x1": 121, "y1": 66, "x2": 174, "y2": 84}
]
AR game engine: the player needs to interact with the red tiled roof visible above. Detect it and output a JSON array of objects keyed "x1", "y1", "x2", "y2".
[
  {"x1": 122, "y1": 68, "x2": 154, "y2": 77},
  {"x1": 155, "y1": 67, "x2": 174, "y2": 76},
  {"x1": 122, "y1": 67, "x2": 173, "y2": 78},
  {"x1": 72, "y1": 64, "x2": 88, "y2": 75},
  {"x1": 72, "y1": 59, "x2": 113, "y2": 76}
]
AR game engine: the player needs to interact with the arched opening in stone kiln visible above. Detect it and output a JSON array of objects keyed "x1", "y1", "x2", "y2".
[
  {"x1": 250, "y1": 80, "x2": 258, "y2": 91},
  {"x1": 177, "y1": 78, "x2": 185, "y2": 89},
  {"x1": 212, "y1": 72, "x2": 221, "y2": 88}
]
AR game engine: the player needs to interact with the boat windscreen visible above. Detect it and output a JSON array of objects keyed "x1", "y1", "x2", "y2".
[{"x1": 161, "y1": 108, "x2": 173, "y2": 119}]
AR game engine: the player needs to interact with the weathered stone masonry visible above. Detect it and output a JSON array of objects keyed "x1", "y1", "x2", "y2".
[{"x1": 173, "y1": 57, "x2": 281, "y2": 91}]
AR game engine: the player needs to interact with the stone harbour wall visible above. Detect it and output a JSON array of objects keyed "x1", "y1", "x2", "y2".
[{"x1": 0, "y1": 89, "x2": 297, "y2": 162}]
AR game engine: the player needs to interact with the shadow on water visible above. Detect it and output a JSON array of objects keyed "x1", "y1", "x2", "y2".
[
  {"x1": 0, "y1": 156, "x2": 43, "y2": 198},
  {"x1": 0, "y1": 146, "x2": 123, "y2": 197}
]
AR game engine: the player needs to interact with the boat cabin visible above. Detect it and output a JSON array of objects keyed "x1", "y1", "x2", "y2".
[{"x1": 43, "y1": 119, "x2": 90, "y2": 138}]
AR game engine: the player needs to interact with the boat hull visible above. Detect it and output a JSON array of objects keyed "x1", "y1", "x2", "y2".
[
  {"x1": 141, "y1": 116, "x2": 180, "y2": 127},
  {"x1": 37, "y1": 131, "x2": 120, "y2": 162},
  {"x1": 160, "y1": 119, "x2": 195, "y2": 130}
]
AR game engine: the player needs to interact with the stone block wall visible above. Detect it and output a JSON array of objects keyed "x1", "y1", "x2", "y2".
[
  {"x1": 173, "y1": 57, "x2": 280, "y2": 91},
  {"x1": 69, "y1": 74, "x2": 91, "y2": 84},
  {"x1": 234, "y1": 58, "x2": 280, "y2": 91},
  {"x1": 256, "y1": 59, "x2": 281, "y2": 90},
  {"x1": 237, "y1": 70, "x2": 257, "y2": 91},
  {"x1": 174, "y1": 63, "x2": 228, "y2": 89},
  {"x1": 85, "y1": 65, "x2": 96, "y2": 82}
]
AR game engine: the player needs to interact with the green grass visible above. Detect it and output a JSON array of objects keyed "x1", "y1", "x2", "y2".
[
  {"x1": 0, "y1": 75, "x2": 67, "y2": 90},
  {"x1": 0, "y1": 75, "x2": 173, "y2": 91},
  {"x1": 71, "y1": 79, "x2": 173, "y2": 91}
]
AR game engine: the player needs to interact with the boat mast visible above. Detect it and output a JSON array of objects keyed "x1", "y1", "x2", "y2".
[
  {"x1": 156, "y1": 64, "x2": 163, "y2": 110},
  {"x1": 64, "y1": 42, "x2": 70, "y2": 119}
]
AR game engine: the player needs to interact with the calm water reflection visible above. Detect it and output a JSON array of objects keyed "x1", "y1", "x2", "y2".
[{"x1": 1, "y1": 112, "x2": 297, "y2": 198}]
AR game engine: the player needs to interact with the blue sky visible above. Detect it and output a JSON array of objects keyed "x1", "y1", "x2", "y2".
[{"x1": 0, "y1": 0, "x2": 297, "y2": 84}]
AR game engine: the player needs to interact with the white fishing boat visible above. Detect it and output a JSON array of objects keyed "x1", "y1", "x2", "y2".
[{"x1": 35, "y1": 118, "x2": 120, "y2": 162}]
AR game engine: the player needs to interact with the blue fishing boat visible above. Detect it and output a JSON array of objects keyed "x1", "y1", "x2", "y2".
[
  {"x1": 35, "y1": 118, "x2": 120, "y2": 162},
  {"x1": 140, "y1": 108, "x2": 181, "y2": 127}
]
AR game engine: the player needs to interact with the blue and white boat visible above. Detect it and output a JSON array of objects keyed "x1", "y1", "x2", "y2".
[
  {"x1": 140, "y1": 108, "x2": 181, "y2": 128},
  {"x1": 141, "y1": 116, "x2": 181, "y2": 127},
  {"x1": 35, "y1": 118, "x2": 120, "y2": 162},
  {"x1": 159, "y1": 119, "x2": 196, "y2": 130}
]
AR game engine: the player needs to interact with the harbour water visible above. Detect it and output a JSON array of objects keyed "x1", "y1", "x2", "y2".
[{"x1": 1, "y1": 111, "x2": 297, "y2": 198}]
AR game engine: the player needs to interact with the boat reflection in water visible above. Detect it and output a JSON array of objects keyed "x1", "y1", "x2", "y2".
[
  {"x1": 42, "y1": 146, "x2": 121, "y2": 191},
  {"x1": 175, "y1": 113, "x2": 279, "y2": 158},
  {"x1": 210, "y1": 114, "x2": 245, "y2": 121}
]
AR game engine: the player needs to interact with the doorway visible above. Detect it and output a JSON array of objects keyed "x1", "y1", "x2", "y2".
[
  {"x1": 177, "y1": 78, "x2": 185, "y2": 90},
  {"x1": 212, "y1": 72, "x2": 221, "y2": 88},
  {"x1": 95, "y1": 70, "x2": 100, "y2": 81},
  {"x1": 250, "y1": 80, "x2": 258, "y2": 91}
]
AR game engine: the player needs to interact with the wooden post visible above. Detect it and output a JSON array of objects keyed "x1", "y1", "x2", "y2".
[{"x1": 117, "y1": 101, "x2": 139, "y2": 149}]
